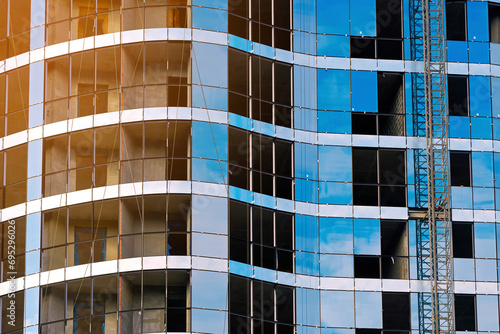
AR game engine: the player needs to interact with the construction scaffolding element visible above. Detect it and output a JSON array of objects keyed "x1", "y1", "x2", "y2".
[
  {"x1": 423, "y1": 0, "x2": 454, "y2": 334},
  {"x1": 411, "y1": 0, "x2": 454, "y2": 333}
]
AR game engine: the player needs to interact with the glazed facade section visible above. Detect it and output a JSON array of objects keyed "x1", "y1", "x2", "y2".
[{"x1": 1, "y1": 0, "x2": 500, "y2": 333}]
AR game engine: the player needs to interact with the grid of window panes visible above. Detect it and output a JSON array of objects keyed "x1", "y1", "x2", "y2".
[
  {"x1": 46, "y1": 0, "x2": 190, "y2": 46},
  {"x1": 44, "y1": 42, "x2": 191, "y2": 124},
  {"x1": 39, "y1": 270, "x2": 190, "y2": 333},
  {"x1": 0, "y1": 0, "x2": 30, "y2": 61},
  {"x1": 228, "y1": 0, "x2": 292, "y2": 51},
  {"x1": 40, "y1": 195, "x2": 190, "y2": 272}
]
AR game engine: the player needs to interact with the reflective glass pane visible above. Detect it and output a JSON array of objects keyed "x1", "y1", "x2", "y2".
[
  {"x1": 475, "y1": 223, "x2": 496, "y2": 258},
  {"x1": 320, "y1": 290, "x2": 354, "y2": 327},
  {"x1": 354, "y1": 219, "x2": 380, "y2": 255}
]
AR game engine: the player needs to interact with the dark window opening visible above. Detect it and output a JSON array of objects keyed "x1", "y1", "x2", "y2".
[
  {"x1": 448, "y1": 75, "x2": 469, "y2": 117},
  {"x1": 452, "y1": 222, "x2": 473, "y2": 258},
  {"x1": 229, "y1": 275, "x2": 295, "y2": 333},
  {"x1": 489, "y1": 4, "x2": 500, "y2": 44},
  {"x1": 353, "y1": 148, "x2": 406, "y2": 207},
  {"x1": 455, "y1": 294, "x2": 476, "y2": 331},
  {"x1": 381, "y1": 220, "x2": 408, "y2": 279},
  {"x1": 350, "y1": 37, "x2": 376, "y2": 59},
  {"x1": 446, "y1": 1, "x2": 467, "y2": 41},
  {"x1": 376, "y1": 39, "x2": 403, "y2": 60},
  {"x1": 377, "y1": 0, "x2": 402, "y2": 38},
  {"x1": 450, "y1": 151, "x2": 471, "y2": 187},
  {"x1": 382, "y1": 292, "x2": 411, "y2": 330},
  {"x1": 354, "y1": 256, "x2": 380, "y2": 278},
  {"x1": 229, "y1": 200, "x2": 294, "y2": 272},
  {"x1": 378, "y1": 72, "x2": 405, "y2": 135},
  {"x1": 356, "y1": 330, "x2": 381, "y2": 334},
  {"x1": 352, "y1": 113, "x2": 377, "y2": 135}
]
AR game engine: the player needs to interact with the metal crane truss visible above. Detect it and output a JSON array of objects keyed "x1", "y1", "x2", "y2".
[{"x1": 410, "y1": 0, "x2": 454, "y2": 334}]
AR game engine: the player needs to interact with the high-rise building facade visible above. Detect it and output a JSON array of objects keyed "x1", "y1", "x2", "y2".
[{"x1": 0, "y1": 0, "x2": 499, "y2": 333}]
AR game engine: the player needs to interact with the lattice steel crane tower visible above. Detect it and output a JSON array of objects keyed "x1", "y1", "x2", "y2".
[{"x1": 410, "y1": 0, "x2": 454, "y2": 334}]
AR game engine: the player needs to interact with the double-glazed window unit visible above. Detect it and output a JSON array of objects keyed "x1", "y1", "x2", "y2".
[
  {"x1": 41, "y1": 195, "x2": 190, "y2": 271},
  {"x1": 228, "y1": 0, "x2": 292, "y2": 51},
  {"x1": 356, "y1": 292, "x2": 411, "y2": 334},
  {"x1": 228, "y1": 48, "x2": 293, "y2": 128},
  {"x1": 228, "y1": 127, "x2": 293, "y2": 199},
  {"x1": 0, "y1": 144, "x2": 27, "y2": 208},
  {"x1": 452, "y1": 222, "x2": 473, "y2": 258},
  {"x1": 229, "y1": 200, "x2": 294, "y2": 273},
  {"x1": 40, "y1": 270, "x2": 190, "y2": 333},
  {"x1": 352, "y1": 148, "x2": 406, "y2": 207},
  {"x1": 448, "y1": 75, "x2": 469, "y2": 117},
  {"x1": 46, "y1": 0, "x2": 191, "y2": 46},
  {"x1": 450, "y1": 151, "x2": 471, "y2": 187},
  {"x1": 229, "y1": 274, "x2": 295, "y2": 334},
  {"x1": 43, "y1": 121, "x2": 190, "y2": 196},
  {"x1": 352, "y1": 72, "x2": 405, "y2": 136},
  {"x1": 0, "y1": 0, "x2": 30, "y2": 60},
  {"x1": 354, "y1": 220, "x2": 408, "y2": 279},
  {"x1": 0, "y1": 218, "x2": 26, "y2": 282},
  {"x1": 446, "y1": 0, "x2": 467, "y2": 41},
  {"x1": 351, "y1": 0, "x2": 403, "y2": 60},
  {"x1": 45, "y1": 42, "x2": 191, "y2": 124}
]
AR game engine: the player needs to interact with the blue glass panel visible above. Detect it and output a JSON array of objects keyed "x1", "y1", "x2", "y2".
[
  {"x1": 29, "y1": 61, "x2": 43, "y2": 106},
  {"x1": 296, "y1": 251, "x2": 319, "y2": 275},
  {"x1": 491, "y1": 43, "x2": 500, "y2": 65},
  {"x1": 29, "y1": 104, "x2": 43, "y2": 128},
  {"x1": 295, "y1": 179, "x2": 319, "y2": 203},
  {"x1": 317, "y1": 0, "x2": 349, "y2": 34},
  {"x1": 28, "y1": 139, "x2": 42, "y2": 177},
  {"x1": 25, "y1": 250, "x2": 40, "y2": 275},
  {"x1": 451, "y1": 186, "x2": 472, "y2": 209},
  {"x1": 27, "y1": 176, "x2": 42, "y2": 201},
  {"x1": 297, "y1": 326, "x2": 320, "y2": 334},
  {"x1": 192, "y1": 232, "x2": 227, "y2": 258},
  {"x1": 192, "y1": 309, "x2": 227, "y2": 334},
  {"x1": 228, "y1": 35, "x2": 251, "y2": 52},
  {"x1": 449, "y1": 116, "x2": 470, "y2": 138},
  {"x1": 351, "y1": 71, "x2": 377, "y2": 112},
  {"x1": 229, "y1": 260, "x2": 253, "y2": 277},
  {"x1": 30, "y1": 26, "x2": 44, "y2": 50},
  {"x1": 353, "y1": 218, "x2": 380, "y2": 255},
  {"x1": 475, "y1": 223, "x2": 497, "y2": 259},
  {"x1": 296, "y1": 215, "x2": 319, "y2": 252},
  {"x1": 473, "y1": 187, "x2": 495, "y2": 210},
  {"x1": 317, "y1": 69, "x2": 350, "y2": 111},
  {"x1": 295, "y1": 66, "x2": 318, "y2": 109},
  {"x1": 467, "y1": 1, "x2": 489, "y2": 42},
  {"x1": 320, "y1": 290, "x2": 354, "y2": 327},
  {"x1": 192, "y1": 270, "x2": 228, "y2": 310},
  {"x1": 319, "y1": 146, "x2": 352, "y2": 182},
  {"x1": 470, "y1": 76, "x2": 491, "y2": 117},
  {"x1": 320, "y1": 217, "x2": 353, "y2": 254},
  {"x1": 350, "y1": 0, "x2": 376, "y2": 36},
  {"x1": 494, "y1": 154, "x2": 500, "y2": 187},
  {"x1": 319, "y1": 254, "x2": 353, "y2": 277},
  {"x1": 454, "y1": 258, "x2": 475, "y2": 281},
  {"x1": 321, "y1": 329, "x2": 355, "y2": 334},
  {"x1": 193, "y1": 0, "x2": 226, "y2": 9},
  {"x1": 492, "y1": 77, "x2": 500, "y2": 117},
  {"x1": 192, "y1": 195, "x2": 228, "y2": 234},
  {"x1": 192, "y1": 121, "x2": 228, "y2": 160},
  {"x1": 192, "y1": 85, "x2": 227, "y2": 111},
  {"x1": 469, "y1": 42, "x2": 490, "y2": 63},
  {"x1": 293, "y1": 0, "x2": 316, "y2": 32},
  {"x1": 477, "y1": 295, "x2": 500, "y2": 331},
  {"x1": 192, "y1": 6, "x2": 227, "y2": 32},
  {"x1": 407, "y1": 151, "x2": 414, "y2": 185},
  {"x1": 355, "y1": 292, "x2": 382, "y2": 328},
  {"x1": 296, "y1": 288, "x2": 320, "y2": 326},
  {"x1": 408, "y1": 220, "x2": 417, "y2": 256},
  {"x1": 472, "y1": 152, "x2": 494, "y2": 187},
  {"x1": 294, "y1": 107, "x2": 318, "y2": 132},
  {"x1": 294, "y1": 31, "x2": 316, "y2": 54},
  {"x1": 295, "y1": 143, "x2": 318, "y2": 180},
  {"x1": 24, "y1": 287, "x2": 39, "y2": 326},
  {"x1": 26, "y1": 213, "x2": 41, "y2": 251},
  {"x1": 446, "y1": 41, "x2": 468, "y2": 62},
  {"x1": 411, "y1": 293, "x2": 419, "y2": 329},
  {"x1": 471, "y1": 117, "x2": 492, "y2": 139},
  {"x1": 318, "y1": 111, "x2": 351, "y2": 133},
  {"x1": 476, "y1": 259, "x2": 497, "y2": 282},
  {"x1": 31, "y1": 0, "x2": 45, "y2": 27},
  {"x1": 319, "y1": 182, "x2": 352, "y2": 205},
  {"x1": 496, "y1": 188, "x2": 500, "y2": 210},
  {"x1": 317, "y1": 35, "x2": 350, "y2": 57},
  {"x1": 192, "y1": 43, "x2": 227, "y2": 88},
  {"x1": 493, "y1": 119, "x2": 500, "y2": 140}
]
